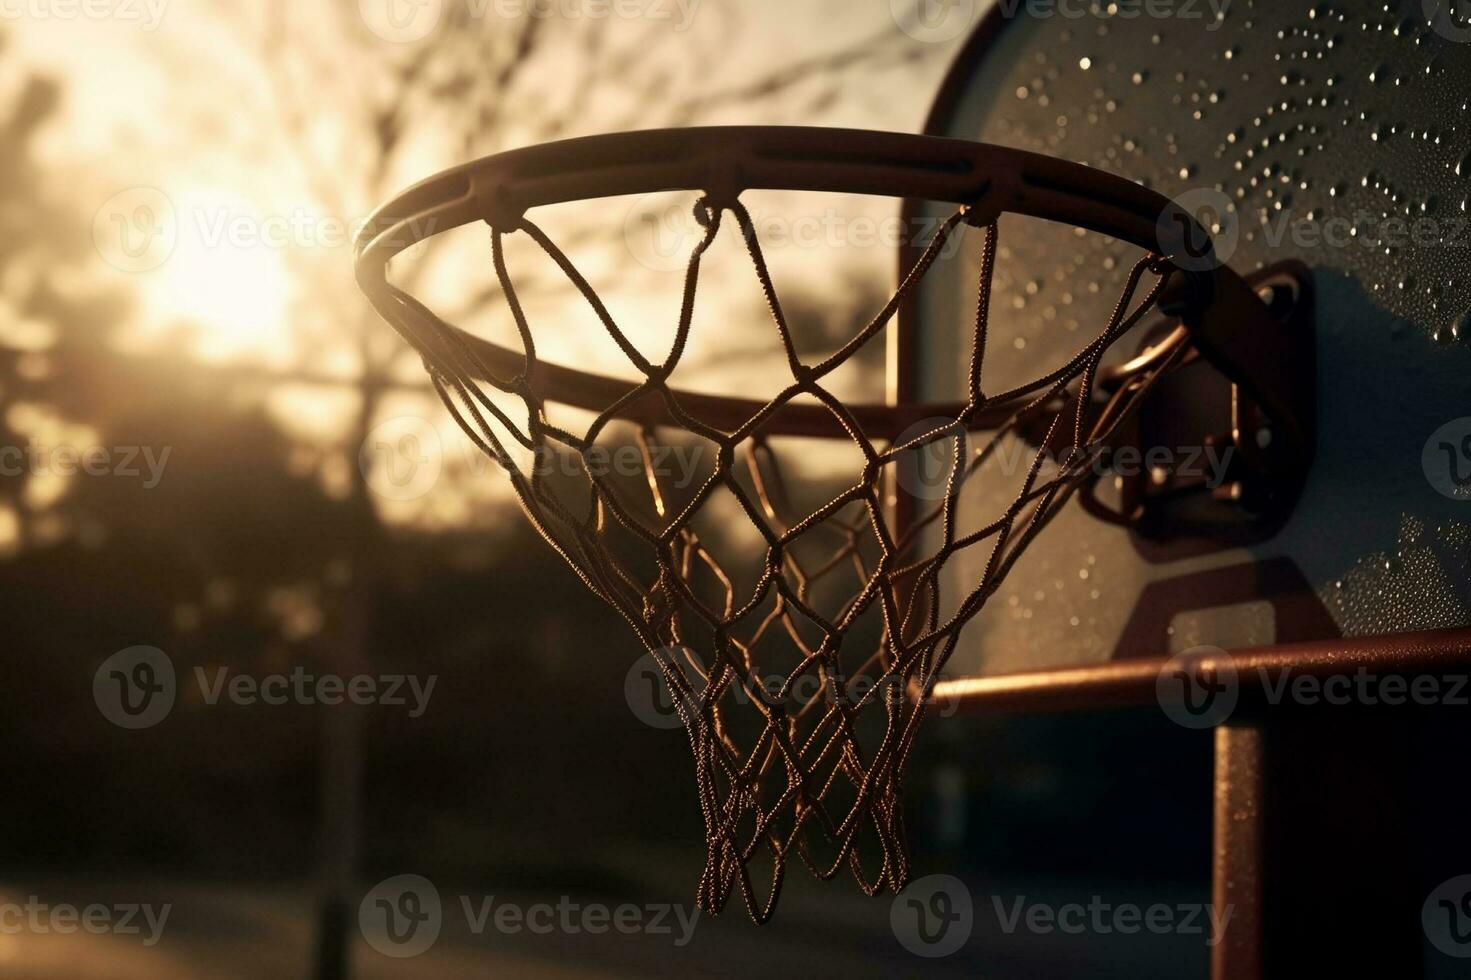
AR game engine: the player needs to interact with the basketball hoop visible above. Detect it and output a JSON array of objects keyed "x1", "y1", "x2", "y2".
[{"x1": 355, "y1": 127, "x2": 1313, "y2": 922}]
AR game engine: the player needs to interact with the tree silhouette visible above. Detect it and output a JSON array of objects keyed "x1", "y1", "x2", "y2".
[{"x1": 0, "y1": 9, "x2": 953, "y2": 976}]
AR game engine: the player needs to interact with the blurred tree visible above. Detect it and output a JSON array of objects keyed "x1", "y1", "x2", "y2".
[
  {"x1": 0, "y1": 8, "x2": 952, "y2": 977},
  {"x1": 219, "y1": 8, "x2": 934, "y2": 974}
]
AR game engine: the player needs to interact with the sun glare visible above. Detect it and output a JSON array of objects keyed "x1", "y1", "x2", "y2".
[{"x1": 143, "y1": 187, "x2": 293, "y2": 362}]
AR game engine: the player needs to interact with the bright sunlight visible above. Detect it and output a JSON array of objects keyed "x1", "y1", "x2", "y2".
[{"x1": 142, "y1": 186, "x2": 293, "y2": 361}]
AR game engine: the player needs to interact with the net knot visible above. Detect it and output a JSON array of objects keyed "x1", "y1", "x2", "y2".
[
  {"x1": 693, "y1": 197, "x2": 723, "y2": 229},
  {"x1": 481, "y1": 185, "x2": 527, "y2": 233},
  {"x1": 960, "y1": 204, "x2": 993, "y2": 228},
  {"x1": 714, "y1": 442, "x2": 735, "y2": 472}
]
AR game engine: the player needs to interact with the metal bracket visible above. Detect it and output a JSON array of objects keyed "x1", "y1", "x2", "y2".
[{"x1": 1081, "y1": 261, "x2": 1315, "y2": 544}]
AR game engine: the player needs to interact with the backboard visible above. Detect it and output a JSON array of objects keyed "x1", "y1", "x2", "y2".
[{"x1": 901, "y1": 0, "x2": 1471, "y2": 678}]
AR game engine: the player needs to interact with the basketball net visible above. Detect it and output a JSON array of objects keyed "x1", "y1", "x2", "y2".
[{"x1": 377, "y1": 196, "x2": 1178, "y2": 921}]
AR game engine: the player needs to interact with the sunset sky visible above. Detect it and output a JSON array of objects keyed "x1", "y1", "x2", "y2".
[{"x1": 5, "y1": 0, "x2": 960, "y2": 524}]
